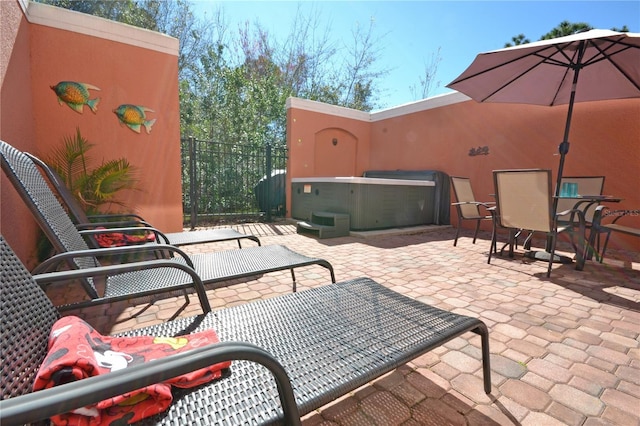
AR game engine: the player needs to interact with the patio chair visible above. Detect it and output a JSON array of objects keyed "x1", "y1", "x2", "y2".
[
  {"x1": 1, "y1": 140, "x2": 335, "y2": 313},
  {"x1": 555, "y1": 175, "x2": 605, "y2": 227},
  {"x1": 590, "y1": 206, "x2": 640, "y2": 262},
  {"x1": 488, "y1": 169, "x2": 587, "y2": 277},
  {"x1": 0, "y1": 235, "x2": 491, "y2": 425},
  {"x1": 449, "y1": 176, "x2": 494, "y2": 246},
  {"x1": 24, "y1": 152, "x2": 261, "y2": 249}
]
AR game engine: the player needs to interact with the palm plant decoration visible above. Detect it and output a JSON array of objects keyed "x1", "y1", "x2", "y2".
[{"x1": 47, "y1": 128, "x2": 139, "y2": 215}]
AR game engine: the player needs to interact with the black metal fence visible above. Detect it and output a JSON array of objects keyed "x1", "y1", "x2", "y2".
[{"x1": 181, "y1": 137, "x2": 288, "y2": 228}]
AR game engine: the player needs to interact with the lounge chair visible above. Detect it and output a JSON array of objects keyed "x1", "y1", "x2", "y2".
[
  {"x1": 1, "y1": 141, "x2": 334, "y2": 313},
  {"x1": 488, "y1": 169, "x2": 586, "y2": 277},
  {"x1": 25, "y1": 151, "x2": 261, "y2": 249},
  {"x1": 0, "y1": 235, "x2": 492, "y2": 425},
  {"x1": 449, "y1": 176, "x2": 494, "y2": 246}
]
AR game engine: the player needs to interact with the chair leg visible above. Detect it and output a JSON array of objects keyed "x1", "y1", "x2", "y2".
[
  {"x1": 523, "y1": 231, "x2": 533, "y2": 250},
  {"x1": 574, "y1": 232, "x2": 586, "y2": 272},
  {"x1": 546, "y1": 234, "x2": 556, "y2": 277},
  {"x1": 472, "y1": 220, "x2": 481, "y2": 244},
  {"x1": 598, "y1": 231, "x2": 612, "y2": 263},
  {"x1": 453, "y1": 222, "x2": 461, "y2": 246},
  {"x1": 488, "y1": 218, "x2": 497, "y2": 264}
]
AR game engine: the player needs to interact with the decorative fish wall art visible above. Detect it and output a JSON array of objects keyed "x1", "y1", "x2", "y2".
[
  {"x1": 50, "y1": 81, "x2": 101, "y2": 114},
  {"x1": 113, "y1": 104, "x2": 157, "y2": 134}
]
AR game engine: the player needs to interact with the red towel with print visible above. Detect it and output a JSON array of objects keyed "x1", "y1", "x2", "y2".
[
  {"x1": 93, "y1": 227, "x2": 156, "y2": 247},
  {"x1": 33, "y1": 316, "x2": 231, "y2": 425}
]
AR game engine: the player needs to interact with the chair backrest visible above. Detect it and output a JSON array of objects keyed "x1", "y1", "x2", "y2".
[
  {"x1": 450, "y1": 176, "x2": 481, "y2": 218},
  {"x1": 0, "y1": 235, "x2": 60, "y2": 400},
  {"x1": 0, "y1": 141, "x2": 100, "y2": 296},
  {"x1": 555, "y1": 176, "x2": 605, "y2": 223},
  {"x1": 493, "y1": 169, "x2": 553, "y2": 233},
  {"x1": 25, "y1": 152, "x2": 93, "y2": 225}
]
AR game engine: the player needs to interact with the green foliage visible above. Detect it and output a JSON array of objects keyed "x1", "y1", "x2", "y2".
[
  {"x1": 35, "y1": 0, "x2": 157, "y2": 29},
  {"x1": 504, "y1": 34, "x2": 531, "y2": 48},
  {"x1": 539, "y1": 21, "x2": 592, "y2": 40},
  {"x1": 505, "y1": 20, "x2": 631, "y2": 47},
  {"x1": 46, "y1": 128, "x2": 139, "y2": 215}
]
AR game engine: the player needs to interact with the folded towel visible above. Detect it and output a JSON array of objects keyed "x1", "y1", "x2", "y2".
[
  {"x1": 33, "y1": 316, "x2": 231, "y2": 425},
  {"x1": 94, "y1": 227, "x2": 156, "y2": 247}
]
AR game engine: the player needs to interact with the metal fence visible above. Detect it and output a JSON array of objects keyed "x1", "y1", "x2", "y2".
[{"x1": 181, "y1": 137, "x2": 288, "y2": 228}]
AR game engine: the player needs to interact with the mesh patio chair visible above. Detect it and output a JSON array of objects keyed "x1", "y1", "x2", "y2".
[
  {"x1": 555, "y1": 176, "x2": 605, "y2": 227},
  {"x1": 590, "y1": 206, "x2": 640, "y2": 262},
  {"x1": 449, "y1": 176, "x2": 495, "y2": 246},
  {"x1": 1, "y1": 140, "x2": 334, "y2": 313},
  {"x1": 0, "y1": 235, "x2": 491, "y2": 425},
  {"x1": 488, "y1": 169, "x2": 587, "y2": 277},
  {"x1": 25, "y1": 152, "x2": 261, "y2": 249}
]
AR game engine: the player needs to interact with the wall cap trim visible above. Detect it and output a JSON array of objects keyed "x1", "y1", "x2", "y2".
[
  {"x1": 24, "y1": 1, "x2": 178, "y2": 56},
  {"x1": 287, "y1": 91, "x2": 471, "y2": 122},
  {"x1": 370, "y1": 92, "x2": 471, "y2": 120},
  {"x1": 287, "y1": 98, "x2": 371, "y2": 121}
]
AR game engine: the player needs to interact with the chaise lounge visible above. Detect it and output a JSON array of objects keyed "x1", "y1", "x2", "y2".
[
  {"x1": 0, "y1": 236, "x2": 492, "y2": 425},
  {"x1": 1, "y1": 140, "x2": 335, "y2": 313}
]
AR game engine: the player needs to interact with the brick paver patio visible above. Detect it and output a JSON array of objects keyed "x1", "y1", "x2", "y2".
[{"x1": 46, "y1": 222, "x2": 640, "y2": 425}]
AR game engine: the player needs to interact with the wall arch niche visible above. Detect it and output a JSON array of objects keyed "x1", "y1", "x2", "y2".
[{"x1": 313, "y1": 128, "x2": 358, "y2": 177}]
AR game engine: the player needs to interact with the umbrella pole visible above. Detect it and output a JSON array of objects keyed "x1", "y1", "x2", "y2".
[
  {"x1": 552, "y1": 40, "x2": 586, "y2": 218},
  {"x1": 547, "y1": 41, "x2": 586, "y2": 257}
]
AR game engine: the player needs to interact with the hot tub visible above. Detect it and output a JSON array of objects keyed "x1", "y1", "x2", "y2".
[{"x1": 291, "y1": 177, "x2": 437, "y2": 231}]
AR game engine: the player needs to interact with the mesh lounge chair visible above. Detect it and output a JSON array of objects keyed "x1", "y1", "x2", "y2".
[
  {"x1": 25, "y1": 152, "x2": 261, "y2": 249},
  {"x1": 449, "y1": 176, "x2": 495, "y2": 246},
  {"x1": 0, "y1": 235, "x2": 492, "y2": 425},
  {"x1": 1, "y1": 141, "x2": 334, "y2": 313},
  {"x1": 488, "y1": 169, "x2": 587, "y2": 277}
]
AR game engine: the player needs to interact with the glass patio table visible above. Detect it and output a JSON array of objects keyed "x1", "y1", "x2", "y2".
[{"x1": 554, "y1": 195, "x2": 623, "y2": 260}]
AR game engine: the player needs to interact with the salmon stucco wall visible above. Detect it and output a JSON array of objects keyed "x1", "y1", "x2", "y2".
[
  {"x1": 287, "y1": 94, "x2": 640, "y2": 252},
  {"x1": 1, "y1": 0, "x2": 39, "y2": 265},
  {"x1": 287, "y1": 98, "x2": 371, "y2": 181},
  {"x1": 1, "y1": 1, "x2": 183, "y2": 267}
]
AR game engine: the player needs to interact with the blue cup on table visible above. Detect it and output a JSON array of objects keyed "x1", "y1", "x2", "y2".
[
  {"x1": 570, "y1": 183, "x2": 578, "y2": 197},
  {"x1": 561, "y1": 182, "x2": 578, "y2": 197}
]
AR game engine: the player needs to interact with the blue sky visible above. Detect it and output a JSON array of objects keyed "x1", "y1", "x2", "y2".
[{"x1": 192, "y1": 1, "x2": 639, "y2": 110}]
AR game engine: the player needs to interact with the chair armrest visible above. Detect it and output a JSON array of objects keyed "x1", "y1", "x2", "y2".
[
  {"x1": 451, "y1": 201, "x2": 495, "y2": 206},
  {"x1": 451, "y1": 201, "x2": 496, "y2": 213},
  {"x1": 33, "y1": 258, "x2": 201, "y2": 287},
  {"x1": 88, "y1": 213, "x2": 147, "y2": 222},
  {"x1": 34, "y1": 258, "x2": 212, "y2": 313},
  {"x1": 555, "y1": 207, "x2": 585, "y2": 224},
  {"x1": 32, "y1": 244, "x2": 194, "y2": 275},
  {"x1": 0, "y1": 342, "x2": 301, "y2": 426},
  {"x1": 76, "y1": 219, "x2": 154, "y2": 230}
]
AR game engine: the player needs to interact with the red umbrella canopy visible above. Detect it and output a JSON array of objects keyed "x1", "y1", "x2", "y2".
[{"x1": 447, "y1": 29, "x2": 640, "y2": 106}]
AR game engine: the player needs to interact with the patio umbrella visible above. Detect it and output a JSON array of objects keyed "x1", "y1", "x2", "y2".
[{"x1": 446, "y1": 29, "x2": 640, "y2": 215}]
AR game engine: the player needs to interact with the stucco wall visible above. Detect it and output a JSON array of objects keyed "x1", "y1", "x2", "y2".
[
  {"x1": 1, "y1": 1, "x2": 183, "y2": 267},
  {"x1": 287, "y1": 95, "x2": 640, "y2": 252},
  {"x1": 1, "y1": 0, "x2": 39, "y2": 265},
  {"x1": 287, "y1": 99, "x2": 371, "y2": 180}
]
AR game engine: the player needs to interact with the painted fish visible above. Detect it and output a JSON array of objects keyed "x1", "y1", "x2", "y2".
[
  {"x1": 50, "y1": 81, "x2": 100, "y2": 114},
  {"x1": 113, "y1": 104, "x2": 156, "y2": 134}
]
